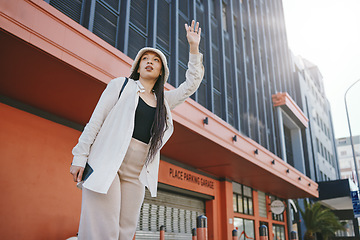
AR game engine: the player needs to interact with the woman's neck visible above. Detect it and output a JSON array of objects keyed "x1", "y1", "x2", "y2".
[{"x1": 139, "y1": 77, "x2": 156, "y2": 94}]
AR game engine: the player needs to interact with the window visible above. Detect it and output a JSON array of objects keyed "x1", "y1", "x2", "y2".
[
  {"x1": 325, "y1": 150, "x2": 329, "y2": 162},
  {"x1": 280, "y1": 109, "x2": 304, "y2": 170},
  {"x1": 336, "y1": 220, "x2": 355, "y2": 237},
  {"x1": 156, "y1": 0, "x2": 170, "y2": 53},
  {"x1": 316, "y1": 138, "x2": 320, "y2": 153},
  {"x1": 128, "y1": 0, "x2": 149, "y2": 59},
  {"x1": 93, "y1": 1, "x2": 119, "y2": 47},
  {"x1": 211, "y1": 0, "x2": 222, "y2": 118},
  {"x1": 284, "y1": 125, "x2": 294, "y2": 166},
  {"x1": 48, "y1": 0, "x2": 83, "y2": 23},
  {"x1": 222, "y1": 2, "x2": 227, "y2": 32},
  {"x1": 316, "y1": 113, "x2": 319, "y2": 125},
  {"x1": 273, "y1": 224, "x2": 286, "y2": 240},
  {"x1": 195, "y1": 0, "x2": 207, "y2": 108},
  {"x1": 338, "y1": 138, "x2": 347, "y2": 144},
  {"x1": 320, "y1": 119, "x2": 324, "y2": 131},
  {"x1": 233, "y1": 16, "x2": 238, "y2": 43},
  {"x1": 178, "y1": 0, "x2": 190, "y2": 73},
  {"x1": 234, "y1": 218, "x2": 255, "y2": 240},
  {"x1": 320, "y1": 143, "x2": 324, "y2": 157},
  {"x1": 233, "y1": 182, "x2": 253, "y2": 215},
  {"x1": 258, "y1": 191, "x2": 267, "y2": 218}
]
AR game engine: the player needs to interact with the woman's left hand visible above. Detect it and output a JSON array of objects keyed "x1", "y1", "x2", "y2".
[{"x1": 185, "y1": 20, "x2": 201, "y2": 54}]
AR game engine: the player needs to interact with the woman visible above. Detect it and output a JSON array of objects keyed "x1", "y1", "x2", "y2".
[{"x1": 70, "y1": 20, "x2": 204, "y2": 240}]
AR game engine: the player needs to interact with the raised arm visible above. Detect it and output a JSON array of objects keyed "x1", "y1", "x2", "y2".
[{"x1": 165, "y1": 20, "x2": 204, "y2": 109}]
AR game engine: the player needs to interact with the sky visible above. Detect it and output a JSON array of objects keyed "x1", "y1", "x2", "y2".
[{"x1": 282, "y1": 0, "x2": 360, "y2": 139}]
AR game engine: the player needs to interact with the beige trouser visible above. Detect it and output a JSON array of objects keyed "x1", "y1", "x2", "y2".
[{"x1": 78, "y1": 138, "x2": 149, "y2": 240}]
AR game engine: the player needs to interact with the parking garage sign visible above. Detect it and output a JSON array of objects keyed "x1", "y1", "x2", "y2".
[{"x1": 350, "y1": 191, "x2": 360, "y2": 218}]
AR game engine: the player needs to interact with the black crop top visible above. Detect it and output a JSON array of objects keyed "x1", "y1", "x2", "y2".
[{"x1": 132, "y1": 97, "x2": 156, "y2": 144}]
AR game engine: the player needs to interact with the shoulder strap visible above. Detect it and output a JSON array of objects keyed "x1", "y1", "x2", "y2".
[{"x1": 118, "y1": 77, "x2": 129, "y2": 99}]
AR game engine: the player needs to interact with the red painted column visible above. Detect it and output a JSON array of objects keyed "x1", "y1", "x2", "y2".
[
  {"x1": 205, "y1": 181, "x2": 221, "y2": 240},
  {"x1": 219, "y1": 181, "x2": 234, "y2": 240},
  {"x1": 253, "y1": 190, "x2": 261, "y2": 240}
]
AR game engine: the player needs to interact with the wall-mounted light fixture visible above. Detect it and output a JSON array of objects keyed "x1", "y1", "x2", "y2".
[
  {"x1": 271, "y1": 160, "x2": 275, "y2": 165},
  {"x1": 232, "y1": 135, "x2": 237, "y2": 142},
  {"x1": 298, "y1": 177, "x2": 301, "y2": 181},
  {"x1": 308, "y1": 183, "x2": 311, "y2": 187},
  {"x1": 286, "y1": 169, "x2": 290, "y2": 173},
  {"x1": 203, "y1": 117, "x2": 208, "y2": 125},
  {"x1": 254, "y1": 149, "x2": 258, "y2": 155}
]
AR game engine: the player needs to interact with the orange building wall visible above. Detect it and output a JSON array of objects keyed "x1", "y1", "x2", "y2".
[
  {"x1": 0, "y1": 100, "x2": 288, "y2": 240},
  {"x1": 0, "y1": 103, "x2": 82, "y2": 239}
]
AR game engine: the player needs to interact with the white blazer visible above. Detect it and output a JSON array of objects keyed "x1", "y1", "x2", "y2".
[{"x1": 72, "y1": 53, "x2": 204, "y2": 197}]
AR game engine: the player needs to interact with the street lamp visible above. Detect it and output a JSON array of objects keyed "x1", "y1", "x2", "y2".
[{"x1": 344, "y1": 78, "x2": 360, "y2": 187}]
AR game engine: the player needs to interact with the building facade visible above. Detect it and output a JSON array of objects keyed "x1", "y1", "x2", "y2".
[
  {"x1": 0, "y1": 0, "x2": 319, "y2": 239},
  {"x1": 337, "y1": 136, "x2": 360, "y2": 182},
  {"x1": 292, "y1": 54, "x2": 340, "y2": 182},
  {"x1": 290, "y1": 54, "x2": 346, "y2": 238}
]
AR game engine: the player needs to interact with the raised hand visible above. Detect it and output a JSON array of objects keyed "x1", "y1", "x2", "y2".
[{"x1": 185, "y1": 20, "x2": 201, "y2": 54}]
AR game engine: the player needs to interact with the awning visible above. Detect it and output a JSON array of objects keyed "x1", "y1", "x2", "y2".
[{"x1": 317, "y1": 179, "x2": 358, "y2": 210}]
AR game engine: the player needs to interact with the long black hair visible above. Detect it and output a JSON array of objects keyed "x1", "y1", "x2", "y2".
[{"x1": 129, "y1": 59, "x2": 168, "y2": 165}]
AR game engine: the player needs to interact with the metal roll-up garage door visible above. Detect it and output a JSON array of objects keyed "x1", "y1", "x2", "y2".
[{"x1": 135, "y1": 189, "x2": 205, "y2": 239}]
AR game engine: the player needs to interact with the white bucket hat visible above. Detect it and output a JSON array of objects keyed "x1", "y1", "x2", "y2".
[{"x1": 130, "y1": 47, "x2": 170, "y2": 83}]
